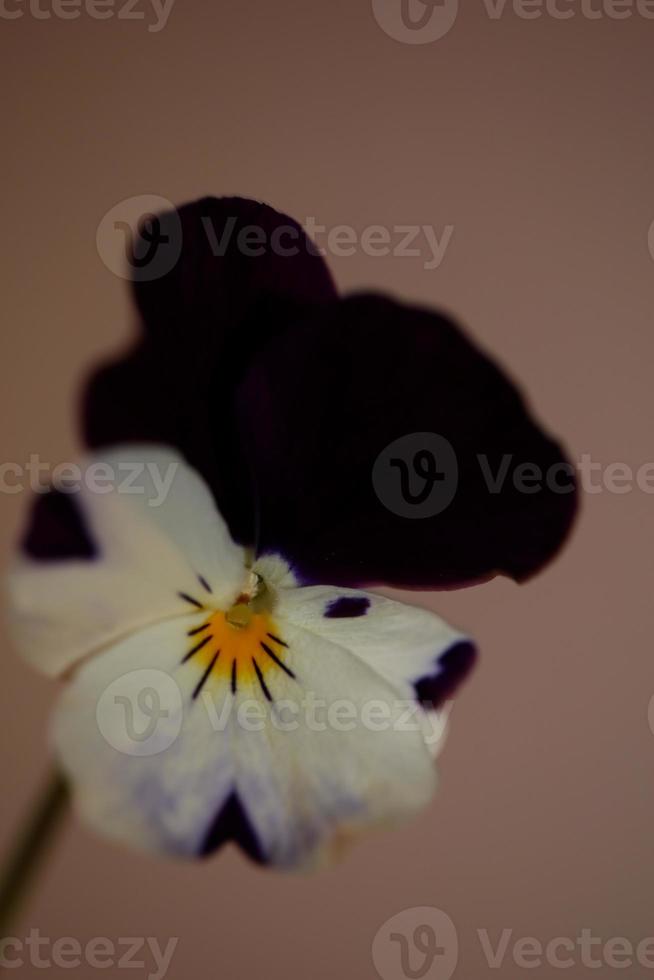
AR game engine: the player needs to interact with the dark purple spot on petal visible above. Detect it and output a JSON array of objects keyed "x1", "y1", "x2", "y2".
[
  {"x1": 414, "y1": 640, "x2": 478, "y2": 709},
  {"x1": 199, "y1": 792, "x2": 264, "y2": 864},
  {"x1": 21, "y1": 490, "x2": 97, "y2": 561},
  {"x1": 325, "y1": 596, "x2": 371, "y2": 619}
]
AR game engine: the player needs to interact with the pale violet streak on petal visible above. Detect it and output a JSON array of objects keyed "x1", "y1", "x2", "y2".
[
  {"x1": 229, "y1": 622, "x2": 437, "y2": 870},
  {"x1": 53, "y1": 613, "x2": 436, "y2": 867}
]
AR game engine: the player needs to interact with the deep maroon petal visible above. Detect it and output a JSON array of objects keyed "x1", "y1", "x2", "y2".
[
  {"x1": 235, "y1": 294, "x2": 578, "y2": 588},
  {"x1": 129, "y1": 196, "x2": 336, "y2": 349},
  {"x1": 80, "y1": 197, "x2": 576, "y2": 590},
  {"x1": 84, "y1": 197, "x2": 337, "y2": 545}
]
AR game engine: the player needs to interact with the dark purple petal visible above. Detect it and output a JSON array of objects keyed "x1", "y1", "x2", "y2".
[
  {"x1": 84, "y1": 197, "x2": 337, "y2": 547},
  {"x1": 22, "y1": 490, "x2": 97, "y2": 561},
  {"x1": 80, "y1": 197, "x2": 577, "y2": 591},
  {"x1": 414, "y1": 640, "x2": 478, "y2": 709},
  {"x1": 130, "y1": 197, "x2": 336, "y2": 348},
  {"x1": 235, "y1": 294, "x2": 578, "y2": 589},
  {"x1": 324, "y1": 596, "x2": 371, "y2": 618}
]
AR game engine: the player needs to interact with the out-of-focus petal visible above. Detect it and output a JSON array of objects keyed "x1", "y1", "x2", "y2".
[
  {"x1": 52, "y1": 617, "x2": 237, "y2": 857},
  {"x1": 274, "y1": 579, "x2": 476, "y2": 761},
  {"x1": 8, "y1": 445, "x2": 245, "y2": 677},
  {"x1": 54, "y1": 599, "x2": 438, "y2": 868},
  {"x1": 224, "y1": 620, "x2": 437, "y2": 869},
  {"x1": 274, "y1": 582, "x2": 475, "y2": 709},
  {"x1": 130, "y1": 196, "x2": 336, "y2": 347},
  {"x1": 236, "y1": 294, "x2": 578, "y2": 588},
  {"x1": 84, "y1": 197, "x2": 337, "y2": 545}
]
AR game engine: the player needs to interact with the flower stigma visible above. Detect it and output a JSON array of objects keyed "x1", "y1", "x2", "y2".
[{"x1": 182, "y1": 570, "x2": 293, "y2": 701}]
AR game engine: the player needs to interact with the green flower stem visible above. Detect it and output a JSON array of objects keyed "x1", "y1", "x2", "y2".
[{"x1": 0, "y1": 770, "x2": 69, "y2": 947}]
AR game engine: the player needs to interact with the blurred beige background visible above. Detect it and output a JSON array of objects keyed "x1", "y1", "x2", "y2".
[{"x1": 1, "y1": 2, "x2": 653, "y2": 977}]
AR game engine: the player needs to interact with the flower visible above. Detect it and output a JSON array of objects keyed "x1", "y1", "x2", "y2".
[
  {"x1": 7, "y1": 197, "x2": 577, "y2": 871},
  {"x1": 9, "y1": 445, "x2": 476, "y2": 869}
]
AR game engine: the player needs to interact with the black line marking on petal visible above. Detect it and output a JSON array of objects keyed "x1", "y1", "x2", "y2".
[
  {"x1": 198, "y1": 575, "x2": 212, "y2": 594},
  {"x1": 192, "y1": 651, "x2": 219, "y2": 701},
  {"x1": 188, "y1": 622, "x2": 211, "y2": 637},
  {"x1": 182, "y1": 634, "x2": 212, "y2": 663},
  {"x1": 252, "y1": 658, "x2": 272, "y2": 702},
  {"x1": 266, "y1": 632, "x2": 289, "y2": 648},
  {"x1": 178, "y1": 592, "x2": 204, "y2": 609},
  {"x1": 231, "y1": 658, "x2": 237, "y2": 695},
  {"x1": 260, "y1": 641, "x2": 295, "y2": 679}
]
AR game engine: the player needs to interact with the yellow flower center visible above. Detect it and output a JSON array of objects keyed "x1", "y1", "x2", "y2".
[{"x1": 183, "y1": 603, "x2": 293, "y2": 702}]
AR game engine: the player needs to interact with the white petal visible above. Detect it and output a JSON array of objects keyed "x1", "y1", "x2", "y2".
[
  {"x1": 89, "y1": 445, "x2": 245, "y2": 594},
  {"x1": 8, "y1": 445, "x2": 246, "y2": 677},
  {"x1": 273, "y1": 584, "x2": 475, "y2": 756},
  {"x1": 53, "y1": 608, "x2": 437, "y2": 868},
  {"x1": 52, "y1": 616, "x2": 235, "y2": 857},
  {"x1": 229, "y1": 622, "x2": 437, "y2": 869}
]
